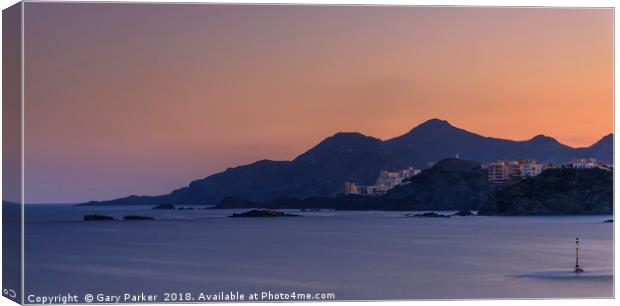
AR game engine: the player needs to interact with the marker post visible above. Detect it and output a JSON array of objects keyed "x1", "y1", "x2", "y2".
[{"x1": 575, "y1": 237, "x2": 584, "y2": 273}]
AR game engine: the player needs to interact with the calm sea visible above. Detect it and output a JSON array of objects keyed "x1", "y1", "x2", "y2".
[{"x1": 23, "y1": 204, "x2": 613, "y2": 302}]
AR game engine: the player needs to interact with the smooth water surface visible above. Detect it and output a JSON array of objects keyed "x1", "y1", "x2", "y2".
[{"x1": 24, "y1": 205, "x2": 613, "y2": 301}]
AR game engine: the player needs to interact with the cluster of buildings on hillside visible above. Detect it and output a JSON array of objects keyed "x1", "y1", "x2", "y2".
[
  {"x1": 344, "y1": 167, "x2": 421, "y2": 196},
  {"x1": 344, "y1": 157, "x2": 612, "y2": 195},
  {"x1": 484, "y1": 157, "x2": 612, "y2": 183},
  {"x1": 568, "y1": 157, "x2": 612, "y2": 170},
  {"x1": 483, "y1": 159, "x2": 545, "y2": 183}
]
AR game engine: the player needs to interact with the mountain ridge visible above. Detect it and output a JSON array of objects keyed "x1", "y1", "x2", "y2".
[{"x1": 78, "y1": 118, "x2": 613, "y2": 206}]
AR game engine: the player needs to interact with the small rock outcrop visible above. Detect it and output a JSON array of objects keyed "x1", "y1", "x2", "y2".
[
  {"x1": 123, "y1": 215, "x2": 155, "y2": 221},
  {"x1": 406, "y1": 212, "x2": 450, "y2": 218},
  {"x1": 152, "y1": 203, "x2": 175, "y2": 210},
  {"x1": 84, "y1": 214, "x2": 115, "y2": 221},
  {"x1": 452, "y1": 209, "x2": 475, "y2": 216},
  {"x1": 229, "y1": 210, "x2": 301, "y2": 218}
]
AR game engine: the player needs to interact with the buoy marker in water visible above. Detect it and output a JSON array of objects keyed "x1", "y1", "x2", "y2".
[{"x1": 575, "y1": 237, "x2": 584, "y2": 273}]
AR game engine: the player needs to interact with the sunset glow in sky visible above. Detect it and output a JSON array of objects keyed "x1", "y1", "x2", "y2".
[{"x1": 22, "y1": 3, "x2": 613, "y2": 203}]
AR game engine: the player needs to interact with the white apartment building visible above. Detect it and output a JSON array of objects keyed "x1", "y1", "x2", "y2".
[
  {"x1": 484, "y1": 158, "x2": 544, "y2": 183},
  {"x1": 344, "y1": 167, "x2": 421, "y2": 196},
  {"x1": 569, "y1": 158, "x2": 599, "y2": 169}
]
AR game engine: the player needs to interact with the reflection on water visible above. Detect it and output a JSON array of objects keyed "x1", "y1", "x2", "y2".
[
  {"x1": 517, "y1": 270, "x2": 612, "y2": 280},
  {"x1": 25, "y1": 205, "x2": 613, "y2": 301}
]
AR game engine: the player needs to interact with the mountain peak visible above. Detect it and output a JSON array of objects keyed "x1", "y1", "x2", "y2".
[
  {"x1": 393, "y1": 118, "x2": 474, "y2": 140},
  {"x1": 330, "y1": 132, "x2": 373, "y2": 140},
  {"x1": 398, "y1": 118, "x2": 459, "y2": 137},
  {"x1": 293, "y1": 131, "x2": 381, "y2": 163},
  {"x1": 528, "y1": 134, "x2": 560, "y2": 144},
  {"x1": 597, "y1": 133, "x2": 613, "y2": 143},
  {"x1": 414, "y1": 118, "x2": 454, "y2": 130},
  {"x1": 585, "y1": 133, "x2": 613, "y2": 151}
]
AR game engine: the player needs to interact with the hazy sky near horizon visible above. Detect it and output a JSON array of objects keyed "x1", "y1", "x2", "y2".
[{"x1": 22, "y1": 3, "x2": 612, "y2": 203}]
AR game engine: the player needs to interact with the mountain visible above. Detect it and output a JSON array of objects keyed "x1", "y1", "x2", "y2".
[
  {"x1": 576, "y1": 133, "x2": 613, "y2": 163},
  {"x1": 383, "y1": 119, "x2": 582, "y2": 167},
  {"x1": 218, "y1": 158, "x2": 494, "y2": 211},
  {"x1": 216, "y1": 159, "x2": 613, "y2": 215},
  {"x1": 79, "y1": 119, "x2": 613, "y2": 206},
  {"x1": 478, "y1": 168, "x2": 613, "y2": 215}
]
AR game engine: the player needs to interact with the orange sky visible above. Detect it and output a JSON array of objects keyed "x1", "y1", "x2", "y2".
[{"x1": 23, "y1": 4, "x2": 613, "y2": 203}]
